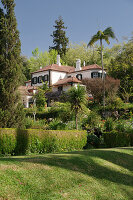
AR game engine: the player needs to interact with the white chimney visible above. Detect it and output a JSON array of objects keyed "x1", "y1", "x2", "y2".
[
  {"x1": 75, "y1": 59, "x2": 81, "y2": 71},
  {"x1": 57, "y1": 55, "x2": 61, "y2": 66}
]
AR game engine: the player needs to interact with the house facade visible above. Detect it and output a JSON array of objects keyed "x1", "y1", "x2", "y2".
[{"x1": 20, "y1": 55, "x2": 105, "y2": 108}]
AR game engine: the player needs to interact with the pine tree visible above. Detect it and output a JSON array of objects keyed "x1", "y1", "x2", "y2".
[
  {"x1": 0, "y1": 0, "x2": 25, "y2": 128},
  {"x1": 49, "y1": 16, "x2": 69, "y2": 57}
]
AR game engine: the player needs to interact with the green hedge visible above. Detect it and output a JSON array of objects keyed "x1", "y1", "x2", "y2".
[
  {"x1": 0, "y1": 128, "x2": 87, "y2": 155},
  {"x1": 103, "y1": 131, "x2": 132, "y2": 148}
]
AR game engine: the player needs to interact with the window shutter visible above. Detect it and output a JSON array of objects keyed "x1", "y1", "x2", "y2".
[
  {"x1": 42, "y1": 76, "x2": 45, "y2": 82},
  {"x1": 31, "y1": 78, "x2": 34, "y2": 84},
  {"x1": 91, "y1": 72, "x2": 94, "y2": 78}
]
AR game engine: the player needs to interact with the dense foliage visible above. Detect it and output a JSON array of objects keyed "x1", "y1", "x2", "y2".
[
  {"x1": 0, "y1": 128, "x2": 87, "y2": 155},
  {"x1": 108, "y1": 40, "x2": 133, "y2": 102},
  {"x1": 34, "y1": 83, "x2": 49, "y2": 111},
  {"x1": 49, "y1": 16, "x2": 69, "y2": 57},
  {"x1": 66, "y1": 85, "x2": 87, "y2": 129},
  {"x1": 0, "y1": 0, "x2": 25, "y2": 128},
  {"x1": 82, "y1": 76, "x2": 120, "y2": 104}
]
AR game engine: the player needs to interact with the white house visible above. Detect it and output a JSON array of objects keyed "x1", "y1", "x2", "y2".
[{"x1": 20, "y1": 55, "x2": 105, "y2": 108}]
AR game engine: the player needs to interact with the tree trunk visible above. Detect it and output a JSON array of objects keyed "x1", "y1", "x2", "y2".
[
  {"x1": 100, "y1": 39, "x2": 105, "y2": 109},
  {"x1": 75, "y1": 111, "x2": 78, "y2": 130}
]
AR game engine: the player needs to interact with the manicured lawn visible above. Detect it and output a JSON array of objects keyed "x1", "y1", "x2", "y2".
[{"x1": 0, "y1": 147, "x2": 133, "y2": 200}]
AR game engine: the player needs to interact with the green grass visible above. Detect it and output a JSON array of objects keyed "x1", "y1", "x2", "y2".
[{"x1": 0, "y1": 147, "x2": 133, "y2": 200}]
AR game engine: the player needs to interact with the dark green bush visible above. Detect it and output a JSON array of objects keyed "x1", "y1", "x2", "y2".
[
  {"x1": 103, "y1": 131, "x2": 130, "y2": 148},
  {"x1": 48, "y1": 119, "x2": 66, "y2": 130},
  {"x1": 0, "y1": 128, "x2": 87, "y2": 155},
  {"x1": 104, "y1": 118, "x2": 115, "y2": 132},
  {"x1": 84, "y1": 134, "x2": 101, "y2": 149},
  {"x1": 0, "y1": 128, "x2": 16, "y2": 154},
  {"x1": 25, "y1": 103, "x2": 73, "y2": 122},
  {"x1": 130, "y1": 133, "x2": 133, "y2": 146}
]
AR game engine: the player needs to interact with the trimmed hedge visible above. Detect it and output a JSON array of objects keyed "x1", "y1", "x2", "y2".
[
  {"x1": 103, "y1": 131, "x2": 132, "y2": 148},
  {"x1": 0, "y1": 128, "x2": 87, "y2": 155}
]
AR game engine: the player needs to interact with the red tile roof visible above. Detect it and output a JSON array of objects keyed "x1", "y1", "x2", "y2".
[
  {"x1": 31, "y1": 64, "x2": 102, "y2": 74},
  {"x1": 18, "y1": 86, "x2": 37, "y2": 96},
  {"x1": 31, "y1": 64, "x2": 75, "y2": 74},
  {"x1": 82, "y1": 64, "x2": 102, "y2": 70},
  {"x1": 69, "y1": 64, "x2": 102, "y2": 74},
  {"x1": 53, "y1": 77, "x2": 81, "y2": 86}
]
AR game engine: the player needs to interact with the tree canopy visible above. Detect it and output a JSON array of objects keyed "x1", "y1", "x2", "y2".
[
  {"x1": 0, "y1": 0, "x2": 25, "y2": 128},
  {"x1": 108, "y1": 39, "x2": 133, "y2": 102},
  {"x1": 49, "y1": 16, "x2": 69, "y2": 57},
  {"x1": 88, "y1": 27, "x2": 117, "y2": 108}
]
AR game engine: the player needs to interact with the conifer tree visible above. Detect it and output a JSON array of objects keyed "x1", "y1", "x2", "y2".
[
  {"x1": 0, "y1": 0, "x2": 25, "y2": 128},
  {"x1": 49, "y1": 16, "x2": 69, "y2": 57}
]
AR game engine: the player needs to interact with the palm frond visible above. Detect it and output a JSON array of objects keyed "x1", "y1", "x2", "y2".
[
  {"x1": 103, "y1": 27, "x2": 118, "y2": 41},
  {"x1": 103, "y1": 35, "x2": 110, "y2": 45},
  {"x1": 87, "y1": 32, "x2": 100, "y2": 47}
]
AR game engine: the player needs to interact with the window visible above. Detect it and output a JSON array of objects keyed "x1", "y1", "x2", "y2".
[
  {"x1": 93, "y1": 72, "x2": 98, "y2": 78},
  {"x1": 38, "y1": 76, "x2": 42, "y2": 83},
  {"x1": 43, "y1": 75, "x2": 49, "y2": 82},
  {"x1": 76, "y1": 74, "x2": 82, "y2": 80},
  {"x1": 32, "y1": 77, "x2": 37, "y2": 84},
  {"x1": 91, "y1": 72, "x2": 98, "y2": 78}
]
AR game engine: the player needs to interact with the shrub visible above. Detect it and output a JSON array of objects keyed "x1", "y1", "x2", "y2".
[
  {"x1": 0, "y1": 128, "x2": 87, "y2": 155},
  {"x1": 51, "y1": 102, "x2": 73, "y2": 122},
  {"x1": 130, "y1": 133, "x2": 133, "y2": 146},
  {"x1": 104, "y1": 118, "x2": 115, "y2": 132},
  {"x1": 84, "y1": 134, "x2": 101, "y2": 149},
  {"x1": 103, "y1": 131, "x2": 130, "y2": 148},
  {"x1": 0, "y1": 128, "x2": 16, "y2": 154},
  {"x1": 82, "y1": 111, "x2": 101, "y2": 131},
  {"x1": 25, "y1": 102, "x2": 73, "y2": 122},
  {"x1": 48, "y1": 119, "x2": 66, "y2": 130},
  {"x1": 24, "y1": 117, "x2": 48, "y2": 130}
]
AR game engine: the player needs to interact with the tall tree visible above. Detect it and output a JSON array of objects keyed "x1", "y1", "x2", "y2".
[
  {"x1": 108, "y1": 39, "x2": 133, "y2": 102},
  {"x1": 0, "y1": 0, "x2": 25, "y2": 128},
  {"x1": 49, "y1": 16, "x2": 69, "y2": 57},
  {"x1": 88, "y1": 27, "x2": 117, "y2": 108}
]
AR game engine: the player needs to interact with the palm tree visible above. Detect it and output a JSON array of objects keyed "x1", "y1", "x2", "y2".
[
  {"x1": 88, "y1": 27, "x2": 117, "y2": 108},
  {"x1": 67, "y1": 85, "x2": 87, "y2": 129}
]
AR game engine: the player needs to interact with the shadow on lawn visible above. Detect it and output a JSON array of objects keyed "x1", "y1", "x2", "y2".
[
  {"x1": 0, "y1": 148, "x2": 133, "y2": 187},
  {"x1": 117, "y1": 147, "x2": 133, "y2": 151}
]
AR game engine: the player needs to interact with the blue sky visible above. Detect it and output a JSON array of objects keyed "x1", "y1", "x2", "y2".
[{"x1": 10, "y1": 0, "x2": 133, "y2": 57}]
